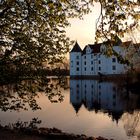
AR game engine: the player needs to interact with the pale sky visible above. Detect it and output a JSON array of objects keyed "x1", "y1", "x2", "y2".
[{"x1": 66, "y1": 3, "x2": 101, "y2": 50}]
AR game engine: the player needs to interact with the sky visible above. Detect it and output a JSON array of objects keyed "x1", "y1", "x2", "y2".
[
  {"x1": 66, "y1": 2, "x2": 140, "y2": 52},
  {"x1": 66, "y1": 3, "x2": 101, "y2": 50}
]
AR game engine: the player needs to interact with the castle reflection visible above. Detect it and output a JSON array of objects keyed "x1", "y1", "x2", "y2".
[{"x1": 70, "y1": 79, "x2": 140, "y2": 123}]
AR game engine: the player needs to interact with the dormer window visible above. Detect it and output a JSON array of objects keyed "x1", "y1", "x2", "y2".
[{"x1": 86, "y1": 47, "x2": 91, "y2": 54}]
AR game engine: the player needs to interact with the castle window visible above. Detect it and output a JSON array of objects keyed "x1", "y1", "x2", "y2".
[
  {"x1": 112, "y1": 58, "x2": 116, "y2": 62},
  {"x1": 91, "y1": 61, "x2": 93, "y2": 64},
  {"x1": 76, "y1": 67, "x2": 79, "y2": 71},
  {"x1": 84, "y1": 55, "x2": 86, "y2": 59},
  {"x1": 98, "y1": 60, "x2": 101, "y2": 64},
  {"x1": 84, "y1": 61, "x2": 86, "y2": 65},
  {"x1": 91, "y1": 67, "x2": 93, "y2": 71},
  {"x1": 84, "y1": 67, "x2": 86, "y2": 71},
  {"x1": 77, "y1": 61, "x2": 79, "y2": 65},
  {"x1": 76, "y1": 56, "x2": 79, "y2": 59},
  {"x1": 99, "y1": 67, "x2": 101, "y2": 71},
  {"x1": 112, "y1": 65, "x2": 116, "y2": 70},
  {"x1": 71, "y1": 61, "x2": 73, "y2": 67}
]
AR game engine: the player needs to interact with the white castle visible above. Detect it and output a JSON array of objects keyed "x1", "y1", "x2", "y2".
[{"x1": 70, "y1": 41, "x2": 132, "y2": 76}]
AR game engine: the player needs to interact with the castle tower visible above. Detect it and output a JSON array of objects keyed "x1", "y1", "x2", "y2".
[{"x1": 70, "y1": 42, "x2": 82, "y2": 76}]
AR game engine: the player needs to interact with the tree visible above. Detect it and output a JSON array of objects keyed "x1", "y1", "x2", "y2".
[
  {"x1": 0, "y1": 0, "x2": 91, "y2": 72},
  {"x1": 95, "y1": 0, "x2": 140, "y2": 65}
]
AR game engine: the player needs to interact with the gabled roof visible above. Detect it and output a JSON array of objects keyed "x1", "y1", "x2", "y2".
[
  {"x1": 89, "y1": 43, "x2": 102, "y2": 53},
  {"x1": 121, "y1": 41, "x2": 132, "y2": 48},
  {"x1": 70, "y1": 42, "x2": 82, "y2": 52},
  {"x1": 82, "y1": 43, "x2": 102, "y2": 55}
]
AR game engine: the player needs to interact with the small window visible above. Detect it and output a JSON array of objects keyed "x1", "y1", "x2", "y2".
[
  {"x1": 77, "y1": 90, "x2": 79, "y2": 94},
  {"x1": 76, "y1": 56, "x2": 79, "y2": 59},
  {"x1": 91, "y1": 67, "x2": 93, "y2": 71},
  {"x1": 112, "y1": 65, "x2": 116, "y2": 70},
  {"x1": 99, "y1": 67, "x2": 101, "y2": 71},
  {"x1": 84, "y1": 61, "x2": 86, "y2": 65},
  {"x1": 91, "y1": 55, "x2": 93, "y2": 59},
  {"x1": 76, "y1": 84, "x2": 79, "y2": 88},
  {"x1": 112, "y1": 58, "x2": 116, "y2": 62},
  {"x1": 77, "y1": 61, "x2": 79, "y2": 65},
  {"x1": 76, "y1": 67, "x2": 79, "y2": 71},
  {"x1": 85, "y1": 67, "x2": 86, "y2": 71},
  {"x1": 91, "y1": 61, "x2": 93, "y2": 64},
  {"x1": 71, "y1": 61, "x2": 73, "y2": 67},
  {"x1": 98, "y1": 60, "x2": 101, "y2": 64},
  {"x1": 84, "y1": 55, "x2": 86, "y2": 59}
]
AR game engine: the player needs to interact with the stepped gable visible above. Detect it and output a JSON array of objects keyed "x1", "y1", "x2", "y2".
[{"x1": 70, "y1": 41, "x2": 82, "y2": 52}]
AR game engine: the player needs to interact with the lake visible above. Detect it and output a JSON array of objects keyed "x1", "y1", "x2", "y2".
[{"x1": 0, "y1": 77, "x2": 140, "y2": 140}]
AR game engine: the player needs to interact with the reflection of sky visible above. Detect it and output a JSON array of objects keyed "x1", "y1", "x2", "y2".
[{"x1": 0, "y1": 88, "x2": 137, "y2": 140}]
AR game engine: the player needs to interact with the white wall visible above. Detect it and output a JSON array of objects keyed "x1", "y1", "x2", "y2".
[
  {"x1": 70, "y1": 52, "x2": 82, "y2": 76},
  {"x1": 70, "y1": 45, "x2": 127, "y2": 76}
]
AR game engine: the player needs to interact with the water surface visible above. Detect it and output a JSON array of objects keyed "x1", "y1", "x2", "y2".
[{"x1": 0, "y1": 78, "x2": 140, "y2": 140}]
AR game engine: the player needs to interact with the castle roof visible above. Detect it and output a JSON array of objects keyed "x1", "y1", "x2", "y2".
[
  {"x1": 70, "y1": 42, "x2": 82, "y2": 52},
  {"x1": 82, "y1": 43, "x2": 102, "y2": 55},
  {"x1": 121, "y1": 41, "x2": 132, "y2": 48},
  {"x1": 89, "y1": 43, "x2": 102, "y2": 53}
]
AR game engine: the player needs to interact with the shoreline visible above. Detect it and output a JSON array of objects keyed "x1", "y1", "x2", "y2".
[{"x1": 0, "y1": 125, "x2": 112, "y2": 140}]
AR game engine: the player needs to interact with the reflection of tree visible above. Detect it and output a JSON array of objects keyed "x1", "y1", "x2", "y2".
[
  {"x1": 122, "y1": 111, "x2": 140, "y2": 138},
  {"x1": 0, "y1": 77, "x2": 68, "y2": 112}
]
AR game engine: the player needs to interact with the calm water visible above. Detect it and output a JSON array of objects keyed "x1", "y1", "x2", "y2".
[{"x1": 0, "y1": 77, "x2": 140, "y2": 140}]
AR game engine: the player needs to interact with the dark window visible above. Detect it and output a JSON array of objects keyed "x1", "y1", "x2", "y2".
[
  {"x1": 91, "y1": 67, "x2": 93, "y2": 71},
  {"x1": 77, "y1": 61, "x2": 79, "y2": 65},
  {"x1": 85, "y1": 84, "x2": 86, "y2": 88},
  {"x1": 84, "y1": 61, "x2": 86, "y2": 65},
  {"x1": 98, "y1": 60, "x2": 101, "y2": 64},
  {"x1": 76, "y1": 67, "x2": 79, "y2": 71},
  {"x1": 76, "y1": 56, "x2": 79, "y2": 59},
  {"x1": 77, "y1": 90, "x2": 79, "y2": 94},
  {"x1": 99, "y1": 67, "x2": 101, "y2": 71},
  {"x1": 84, "y1": 55, "x2": 86, "y2": 59},
  {"x1": 91, "y1": 61, "x2": 93, "y2": 64},
  {"x1": 112, "y1": 58, "x2": 116, "y2": 62},
  {"x1": 85, "y1": 67, "x2": 86, "y2": 71},
  {"x1": 113, "y1": 94, "x2": 116, "y2": 99},
  {"x1": 112, "y1": 65, "x2": 116, "y2": 70},
  {"x1": 76, "y1": 84, "x2": 79, "y2": 88}
]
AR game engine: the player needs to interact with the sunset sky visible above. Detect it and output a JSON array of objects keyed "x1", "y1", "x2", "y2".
[
  {"x1": 66, "y1": 3, "x2": 101, "y2": 50},
  {"x1": 66, "y1": 2, "x2": 140, "y2": 52}
]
